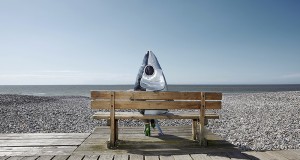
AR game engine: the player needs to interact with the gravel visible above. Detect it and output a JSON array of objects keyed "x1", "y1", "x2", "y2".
[
  {"x1": 207, "y1": 91, "x2": 300, "y2": 151},
  {"x1": 0, "y1": 92, "x2": 299, "y2": 151}
]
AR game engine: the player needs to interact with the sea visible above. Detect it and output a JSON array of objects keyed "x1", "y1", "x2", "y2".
[{"x1": 0, "y1": 84, "x2": 300, "y2": 97}]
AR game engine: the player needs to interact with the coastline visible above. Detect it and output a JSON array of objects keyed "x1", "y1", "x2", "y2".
[{"x1": 0, "y1": 91, "x2": 299, "y2": 151}]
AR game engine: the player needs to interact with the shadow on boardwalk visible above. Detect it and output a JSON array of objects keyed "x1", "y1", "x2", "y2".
[
  {"x1": 74, "y1": 126, "x2": 261, "y2": 159},
  {"x1": 0, "y1": 126, "x2": 299, "y2": 159}
]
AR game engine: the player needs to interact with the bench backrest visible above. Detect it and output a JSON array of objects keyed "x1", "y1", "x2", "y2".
[{"x1": 91, "y1": 91, "x2": 222, "y2": 110}]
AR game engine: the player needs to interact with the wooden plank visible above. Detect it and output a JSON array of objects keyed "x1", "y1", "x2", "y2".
[
  {"x1": 22, "y1": 156, "x2": 39, "y2": 160},
  {"x1": 0, "y1": 133, "x2": 90, "y2": 140},
  {"x1": 113, "y1": 155, "x2": 128, "y2": 160},
  {"x1": 130, "y1": 154, "x2": 143, "y2": 160},
  {"x1": 91, "y1": 91, "x2": 222, "y2": 100},
  {"x1": 192, "y1": 119, "x2": 197, "y2": 140},
  {"x1": 208, "y1": 152, "x2": 230, "y2": 160},
  {"x1": 293, "y1": 149, "x2": 300, "y2": 155},
  {"x1": 82, "y1": 155, "x2": 99, "y2": 160},
  {"x1": 0, "y1": 139, "x2": 84, "y2": 147},
  {"x1": 0, "y1": 157, "x2": 9, "y2": 160},
  {"x1": 115, "y1": 119, "x2": 119, "y2": 141},
  {"x1": 190, "y1": 154, "x2": 212, "y2": 160},
  {"x1": 159, "y1": 155, "x2": 174, "y2": 160},
  {"x1": 38, "y1": 146, "x2": 77, "y2": 155},
  {"x1": 36, "y1": 156, "x2": 54, "y2": 160},
  {"x1": 206, "y1": 92, "x2": 222, "y2": 100},
  {"x1": 98, "y1": 155, "x2": 113, "y2": 160},
  {"x1": 110, "y1": 91, "x2": 116, "y2": 148},
  {"x1": 173, "y1": 155, "x2": 192, "y2": 160},
  {"x1": 144, "y1": 156, "x2": 159, "y2": 160},
  {"x1": 199, "y1": 92, "x2": 206, "y2": 146},
  {"x1": 6, "y1": 157, "x2": 24, "y2": 160},
  {"x1": 93, "y1": 112, "x2": 219, "y2": 120},
  {"x1": 226, "y1": 152, "x2": 249, "y2": 160},
  {"x1": 51, "y1": 155, "x2": 70, "y2": 160},
  {"x1": 265, "y1": 151, "x2": 289, "y2": 160},
  {"x1": 243, "y1": 151, "x2": 277, "y2": 160},
  {"x1": 67, "y1": 155, "x2": 84, "y2": 160},
  {"x1": 0, "y1": 147, "x2": 38, "y2": 156},
  {"x1": 270, "y1": 150, "x2": 300, "y2": 160},
  {"x1": 91, "y1": 100, "x2": 221, "y2": 109}
]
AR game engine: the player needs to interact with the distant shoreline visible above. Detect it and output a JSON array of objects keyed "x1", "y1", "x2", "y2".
[{"x1": 1, "y1": 84, "x2": 300, "y2": 97}]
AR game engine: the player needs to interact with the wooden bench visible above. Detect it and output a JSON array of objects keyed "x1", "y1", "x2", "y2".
[{"x1": 91, "y1": 90, "x2": 222, "y2": 148}]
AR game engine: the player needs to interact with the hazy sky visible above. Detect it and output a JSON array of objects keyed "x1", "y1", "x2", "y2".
[{"x1": 0, "y1": 0, "x2": 299, "y2": 85}]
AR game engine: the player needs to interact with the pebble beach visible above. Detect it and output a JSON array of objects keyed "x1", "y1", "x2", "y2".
[{"x1": 0, "y1": 91, "x2": 299, "y2": 151}]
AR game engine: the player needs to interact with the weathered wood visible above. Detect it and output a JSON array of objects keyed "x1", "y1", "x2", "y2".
[
  {"x1": 91, "y1": 90, "x2": 222, "y2": 149},
  {"x1": 199, "y1": 92, "x2": 206, "y2": 146},
  {"x1": 129, "y1": 154, "x2": 143, "y2": 160},
  {"x1": 173, "y1": 155, "x2": 193, "y2": 160},
  {"x1": 243, "y1": 151, "x2": 278, "y2": 160},
  {"x1": 114, "y1": 155, "x2": 128, "y2": 160},
  {"x1": 3, "y1": 126, "x2": 298, "y2": 159},
  {"x1": 0, "y1": 133, "x2": 90, "y2": 140},
  {"x1": 36, "y1": 156, "x2": 54, "y2": 160},
  {"x1": 192, "y1": 119, "x2": 197, "y2": 140},
  {"x1": 51, "y1": 155, "x2": 70, "y2": 160},
  {"x1": 91, "y1": 100, "x2": 221, "y2": 110},
  {"x1": 0, "y1": 139, "x2": 84, "y2": 147},
  {"x1": 265, "y1": 151, "x2": 289, "y2": 160},
  {"x1": 67, "y1": 155, "x2": 84, "y2": 160},
  {"x1": 225, "y1": 152, "x2": 249, "y2": 160},
  {"x1": 110, "y1": 92, "x2": 116, "y2": 148},
  {"x1": 93, "y1": 112, "x2": 219, "y2": 120},
  {"x1": 0, "y1": 146, "x2": 76, "y2": 156},
  {"x1": 264, "y1": 149, "x2": 300, "y2": 160},
  {"x1": 159, "y1": 155, "x2": 174, "y2": 160},
  {"x1": 82, "y1": 155, "x2": 99, "y2": 160},
  {"x1": 21, "y1": 156, "x2": 39, "y2": 160},
  {"x1": 145, "y1": 156, "x2": 159, "y2": 160},
  {"x1": 91, "y1": 91, "x2": 222, "y2": 100},
  {"x1": 0, "y1": 157, "x2": 9, "y2": 160},
  {"x1": 289, "y1": 149, "x2": 300, "y2": 156},
  {"x1": 273, "y1": 149, "x2": 300, "y2": 160},
  {"x1": 190, "y1": 154, "x2": 212, "y2": 160},
  {"x1": 207, "y1": 152, "x2": 230, "y2": 160},
  {"x1": 6, "y1": 157, "x2": 24, "y2": 160},
  {"x1": 98, "y1": 155, "x2": 114, "y2": 160},
  {"x1": 115, "y1": 120, "x2": 118, "y2": 141}
]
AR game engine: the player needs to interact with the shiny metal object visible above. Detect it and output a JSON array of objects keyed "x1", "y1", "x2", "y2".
[
  {"x1": 134, "y1": 51, "x2": 168, "y2": 114},
  {"x1": 133, "y1": 51, "x2": 168, "y2": 134},
  {"x1": 134, "y1": 51, "x2": 167, "y2": 91}
]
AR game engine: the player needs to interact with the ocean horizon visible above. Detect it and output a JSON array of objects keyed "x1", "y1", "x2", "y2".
[{"x1": 0, "y1": 84, "x2": 300, "y2": 97}]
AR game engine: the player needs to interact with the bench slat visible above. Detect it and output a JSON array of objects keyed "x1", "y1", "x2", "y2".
[
  {"x1": 91, "y1": 91, "x2": 222, "y2": 100},
  {"x1": 92, "y1": 112, "x2": 220, "y2": 120},
  {"x1": 91, "y1": 100, "x2": 221, "y2": 110},
  {"x1": 90, "y1": 90, "x2": 222, "y2": 148}
]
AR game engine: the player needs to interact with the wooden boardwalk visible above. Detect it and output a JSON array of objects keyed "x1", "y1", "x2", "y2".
[{"x1": 0, "y1": 126, "x2": 299, "y2": 160}]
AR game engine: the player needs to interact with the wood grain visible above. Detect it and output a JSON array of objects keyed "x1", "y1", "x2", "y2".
[
  {"x1": 91, "y1": 91, "x2": 222, "y2": 100},
  {"x1": 91, "y1": 100, "x2": 221, "y2": 109},
  {"x1": 93, "y1": 112, "x2": 219, "y2": 120}
]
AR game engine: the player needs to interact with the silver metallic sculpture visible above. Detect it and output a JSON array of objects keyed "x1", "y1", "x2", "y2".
[{"x1": 134, "y1": 51, "x2": 168, "y2": 136}]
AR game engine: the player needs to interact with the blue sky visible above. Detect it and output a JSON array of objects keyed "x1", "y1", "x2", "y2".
[{"x1": 0, "y1": 0, "x2": 299, "y2": 85}]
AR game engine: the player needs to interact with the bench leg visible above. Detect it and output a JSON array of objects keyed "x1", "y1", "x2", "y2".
[
  {"x1": 115, "y1": 119, "x2": 118, "y2": 141},
  {"x1": 109, "y1": 119, "x2": 118, "y2": 148},
  {"x1": 109, "y1": 131, "x2": 115, "y2": 147},
  {"x1": 192, "y1": 119, "x2": 197, "y2": 140},
  {"x1": 199, "y1": 121, "x2": 207, "y2": 146}
]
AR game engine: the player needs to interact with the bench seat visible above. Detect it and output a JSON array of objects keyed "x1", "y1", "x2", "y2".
[{"x1": 93, "y1": 112, "x2": 219, "y2": 120}]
